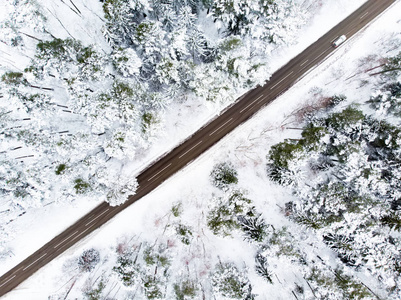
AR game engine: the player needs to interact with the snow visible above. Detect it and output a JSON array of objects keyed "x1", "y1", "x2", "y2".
[{"x1": 1, "y1": 0, "x2": 401, "y2": 298}]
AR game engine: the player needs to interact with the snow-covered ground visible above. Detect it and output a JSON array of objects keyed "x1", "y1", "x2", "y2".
[{"x1": 2, "y1": 0, "x2": 401, "y2": 298}]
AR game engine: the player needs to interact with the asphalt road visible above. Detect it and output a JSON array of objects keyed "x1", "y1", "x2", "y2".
[{"x1": 0, "y1": 0, "x2": 397, "y2": 297}]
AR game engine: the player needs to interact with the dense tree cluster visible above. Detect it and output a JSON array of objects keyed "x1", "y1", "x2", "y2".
[
  {"x1": 267, "y1": 79, "x2": 401, "y2": 297},
  {"x1": 0, "y1": 0, "x2": 307, "y2": 223}
]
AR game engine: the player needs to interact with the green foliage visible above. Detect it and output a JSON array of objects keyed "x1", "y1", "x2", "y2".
[
  {"x1": 368, "y1": 118, "x2": 401, "y2": 150},
  {"x1": 211, "y1": 162, "x2": 238, "y2": 190},
  {"x1": 207, "y1": 190, "x2": 258, "y2": 237},
  {"x1": 212, "y1": 1, "x2": 235, "y2": 17},
  {"x1": 11, "y1": 36, "x2": 23, "y2": 47},
  {"x1": 55, "y1": 164, "x2": 66, "y2": 175},
  {"x1": 113, "y1": 48, "x2": 129, "y2": 63},
  {"x1": 299, "y1": 125, "x2": 328, "y2": 151},
  {"x1": 24, "y1": 65, "x2": 39, "y2": 78},
  {"x1": 308, "y1": 268, "x2": 371, "y2": 299},
  {"x1": 21, "y1": 93, "x2": 45, "y2": 104},
  {"x1": 201, "y1": 0, "x2": 214, "y2": 9},
  {"x1": 13, "y1": 186, "x2": 29, "y2": 199},
  {"x1": 249, "y1": 63, "x2": 265, "y2": 74},
  {"x1": 36, "y1": 38, "x2": 101, "y2": 77},
  {"x1": 142, "y1": 112, "x2": 157, "y2": 133},
  {"x1": 171, "y1": 202, "x2": 183, "y2": 217},
  {"x1": 84, "y1": 278, "x2": 105, "y2": 300},
  {"x1": 174, "y1": 279, "x2": 198, "y2": 299},
  {"x1": 334, "y1": 269, "x2": 371, "y2": 299},
  {"x1": 74, "y1": 178, "x2": 90, "y2": 194},
  {"x1": 307, "y1": 267, "x2": 336, "y2": 292},
  {"x1": 175, "y1": 224, "x2": 193, "y2": 245},
  {"x1": 112, "y1": 80, "x2": 134, "y2": 99},
  {"x1": 96, "y1": 93, "x2": 113, "y2": 109},
  {"x1": 226, "y1": 58, "x2": 239, "y2": 77},
  {"x1": 324, "y1": 106, "x2": 365, "y2": 131},
  {"x1": 229, "y1": 191, "x2": 252, "y2": 214},
  {"x1": 381, "y1": 213, "x2": 401, "y2": 231},
  {"x1": 382, "y1": 51, "x2": 401, "y2": 77},
  {"x1": 77, "y1": 46, "x2": 97, "y2": 64},
  {"x1": 143, "y1": 244, "x2": 170, "y2": 267},
  {"x1": 143, "y1": 275, "x2": 163, "y2": 299},
  {"x1": 143, "y1": 246, "x2": 155, "y2": 265},
  {"x1": 36, "y1": 38, "x2": 85, "y2": 62},
  {"x1": 136, "y1": 21, "x2": 153, "y2": 43},
  {"x1": 212, "y1": 262, "x2": 252, "y2": 299},
  {"x1": 267, "y1": 106, "x2": 371, "y2": 182},
  {"x1": 268, "y1": 140, "x2": 302, "y2": 169},
  {"x1": 294, "y1": 212, "x2": 325, "y2": 230},
  {"x1": 113, "y1": 254, "x2": 138, "y2": 286},
  {"x1": 103, "y1": 0, "x2": 125, "y2": 20},
  {"x1": 36, "y1": 38, "x2": 68, "y2": 59},
  {"x1": 207, "y1": 203, "x2": 239, "y2": 236},
  {"x1": 316, "y1": 182, "x2": 371, "y2": 216},
  {"x1": 265, "y1": 81, "x2": 401, "y2": 294},
  {"x1": 157, "y1": 58, "x2": 174, "y2": 74},
  {"x1": 1, "y1": 72, "x2": 27, "y2": 86},
  {"x1": 269, "y1": 227, "x2": 303, "y2": 259},
  {"x1": 219, "y1": 37, "x2": 242, "y2": 53}
]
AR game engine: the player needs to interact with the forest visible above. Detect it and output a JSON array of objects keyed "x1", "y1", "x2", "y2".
[
  {"x1": 0, "y1": 0, "x2": 306, "y2": 210},
  {"x1": 1, "y1": 0, "x2": 400, "y2": 299}
]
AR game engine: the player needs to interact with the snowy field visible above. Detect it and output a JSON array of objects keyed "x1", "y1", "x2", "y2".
[{"x1": 1, "y1": 0, "x2": 400, "y2": 299}]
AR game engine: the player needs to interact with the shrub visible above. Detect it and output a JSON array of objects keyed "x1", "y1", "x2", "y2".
[
  {"x1": 175, "y1": 224, "x2": 193, "y2": 245},
  {"x1": 324, "y1": 106, "x2": 365, "y2": 131},
  {"x1": 382, "y1": 51, "x2": 401, "y2": 77},
  {"x1": 237, "y1": 214, "x2": 268, "y2": 242},
  {"x1": 207, "y1": 202, "x2": 239, "y2": 236},
  {"x1": 174, "y1": 279, "x2": 198, "y2": 299},
  {"x1": 211, "y1": 162, "x2": 238, "y2": 190},
  {"x1": 78, "y1": 248, "x2": 100, "y2": 272},
  {"x1": 142, "y1": 112, "x2": 157, "y2": 133},
  {"x1": 212, "y1": 262, "x2": 253, "y2": 299},
  {"x1": 74, "y1": 178, "x2": 90, "y2": 194},
  {"x1": 112, "y1": 80, "x2": 134, "y2": 99},
  {"x1": 334, "y1": 269, "x2": 371, "y2": 299},
  {"x1": 207, "y1": 191, "x2": 255, "y2": 236},
  {"x1": 143, "y1": 275, "x2": 163, "y2": 299},
  {"x1": 113, "y1": 253, "x2": 139, "y2": 287},
  {"x1": 36, "y1": 38, "x2": 82, "y2": 62},
  {"x1": 323, "y1": 234, "x2": 357, "y2": 266},
  {"x1": 55, "y1": 164, "x2": 66, "y2": 175},
  {"x1": 77, "y1": 46, "x2": 97, "y2": 64},
  {"x1": 381, "y1": 213, "x2": 401, "y2": 231},
  {"x1": 1, "y1": 72, "x2": 27, "y2": 86},
  {"x1": 219, "y1": 37, "x2": 242, "y2": 53},
  {"x1": 143, "y1": 244, "x2": 170, "y2": 267},
  {"x1": 267, "y1": 141, "x2": 302, "y2": 170},
  {"x1": 83, "y1": 278, "x2": 105, "y2": 300},
  {"x1": 171, "y1": 202, "x2": 182, "y2": 217}
]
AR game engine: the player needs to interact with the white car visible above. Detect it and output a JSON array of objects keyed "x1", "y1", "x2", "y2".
[{"x1": 332, "y1": 35, "x2": 347, "y2": 48}]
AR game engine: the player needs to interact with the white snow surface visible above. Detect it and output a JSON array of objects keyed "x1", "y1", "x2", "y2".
[{"x1": 2, "y1": 0, "x2": 401, "y2": 298}]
